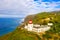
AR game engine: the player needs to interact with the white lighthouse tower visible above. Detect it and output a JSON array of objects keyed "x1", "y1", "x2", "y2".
[{"x1": 27, "y1": 20, "x2": 33, "y2": 31}]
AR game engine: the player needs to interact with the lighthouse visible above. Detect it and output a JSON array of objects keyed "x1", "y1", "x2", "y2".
[{"x1": 27, "y1": 20, "x2": 33, "y2": 31}]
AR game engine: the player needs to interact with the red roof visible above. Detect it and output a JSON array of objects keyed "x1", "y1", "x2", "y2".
[{"x1": 28, "y1": 20, "x2": 32, "y2": 24}]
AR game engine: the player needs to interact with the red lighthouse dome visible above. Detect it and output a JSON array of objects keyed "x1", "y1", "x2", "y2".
[{"x1": 28, "y1": 20, "x2": 32, "y2": 24}]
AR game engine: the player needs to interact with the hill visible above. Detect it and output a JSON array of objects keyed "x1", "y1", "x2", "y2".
[{"x1": 0, "y1": 11, "x2": 60, "y2": 40}]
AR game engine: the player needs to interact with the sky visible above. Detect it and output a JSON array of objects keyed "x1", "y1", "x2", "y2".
[{"x1": 0, "y1": 0, "x2": 60, "y2": 18}]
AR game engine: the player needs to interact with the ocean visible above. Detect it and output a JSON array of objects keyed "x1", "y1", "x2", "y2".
[{"x1": 0, "y1": 18, "x2": 23, "y2": 36}]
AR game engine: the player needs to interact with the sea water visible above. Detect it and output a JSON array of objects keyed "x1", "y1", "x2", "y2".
[{"x1": 0, "y1": 18, "x2": 23, "y2": 36}]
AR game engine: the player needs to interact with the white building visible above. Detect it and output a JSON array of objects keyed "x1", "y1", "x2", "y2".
[
  {"x1": 24, "y1": 20, "x2": 33, "y2": 31},
  {"x1": 48, "y1": 23, "x2": 53, "y2": 26},
  {"x1": 24, "y1": 20, "x2": 52, "y2": 33}
]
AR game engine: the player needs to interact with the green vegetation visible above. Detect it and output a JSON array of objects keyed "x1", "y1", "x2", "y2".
[
  {"x1": 24, "y1": 11, "x2": 60, "y2": 40},
  {"x1": 0, "y1": 28, "x2": 41, "y2": 40},
  {"x1": 0, "y1": 11, "x2": 60, "y2": 40}
]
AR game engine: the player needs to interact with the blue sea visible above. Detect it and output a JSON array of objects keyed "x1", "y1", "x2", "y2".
[{"x1": 0, "y1": 18, "x2": 23, "y2": 36}]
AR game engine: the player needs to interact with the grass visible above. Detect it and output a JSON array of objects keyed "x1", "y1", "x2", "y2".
[{"x1": 0, "y1": 28, "x2": 41, "y2": 40}]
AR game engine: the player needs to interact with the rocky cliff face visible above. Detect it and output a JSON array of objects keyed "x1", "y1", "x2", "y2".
[{"x1": 24, "y1": 15, "x2": 35, "y2": 24}]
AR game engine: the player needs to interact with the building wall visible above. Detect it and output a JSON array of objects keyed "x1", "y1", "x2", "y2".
[
  {"x1": 27, "y1": 24, "x2": 33, "y2": 31},
  {"x1": 24, "y1": 24, "x2": 51, "y2": 33}
]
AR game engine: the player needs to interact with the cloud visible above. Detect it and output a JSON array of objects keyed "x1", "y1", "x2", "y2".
[
  {"x1": 55, "y1": 5, "x2": 60, "y2": 8},
  {"x1": 0, "y1": 14, "x2": 25, "y2": 18},
  {"x1": 0, "y1": 0, "x2": 60, "y2": 17},
  {"x1": 34, "y1": 0, "x2": 60, "y2": 11}
]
